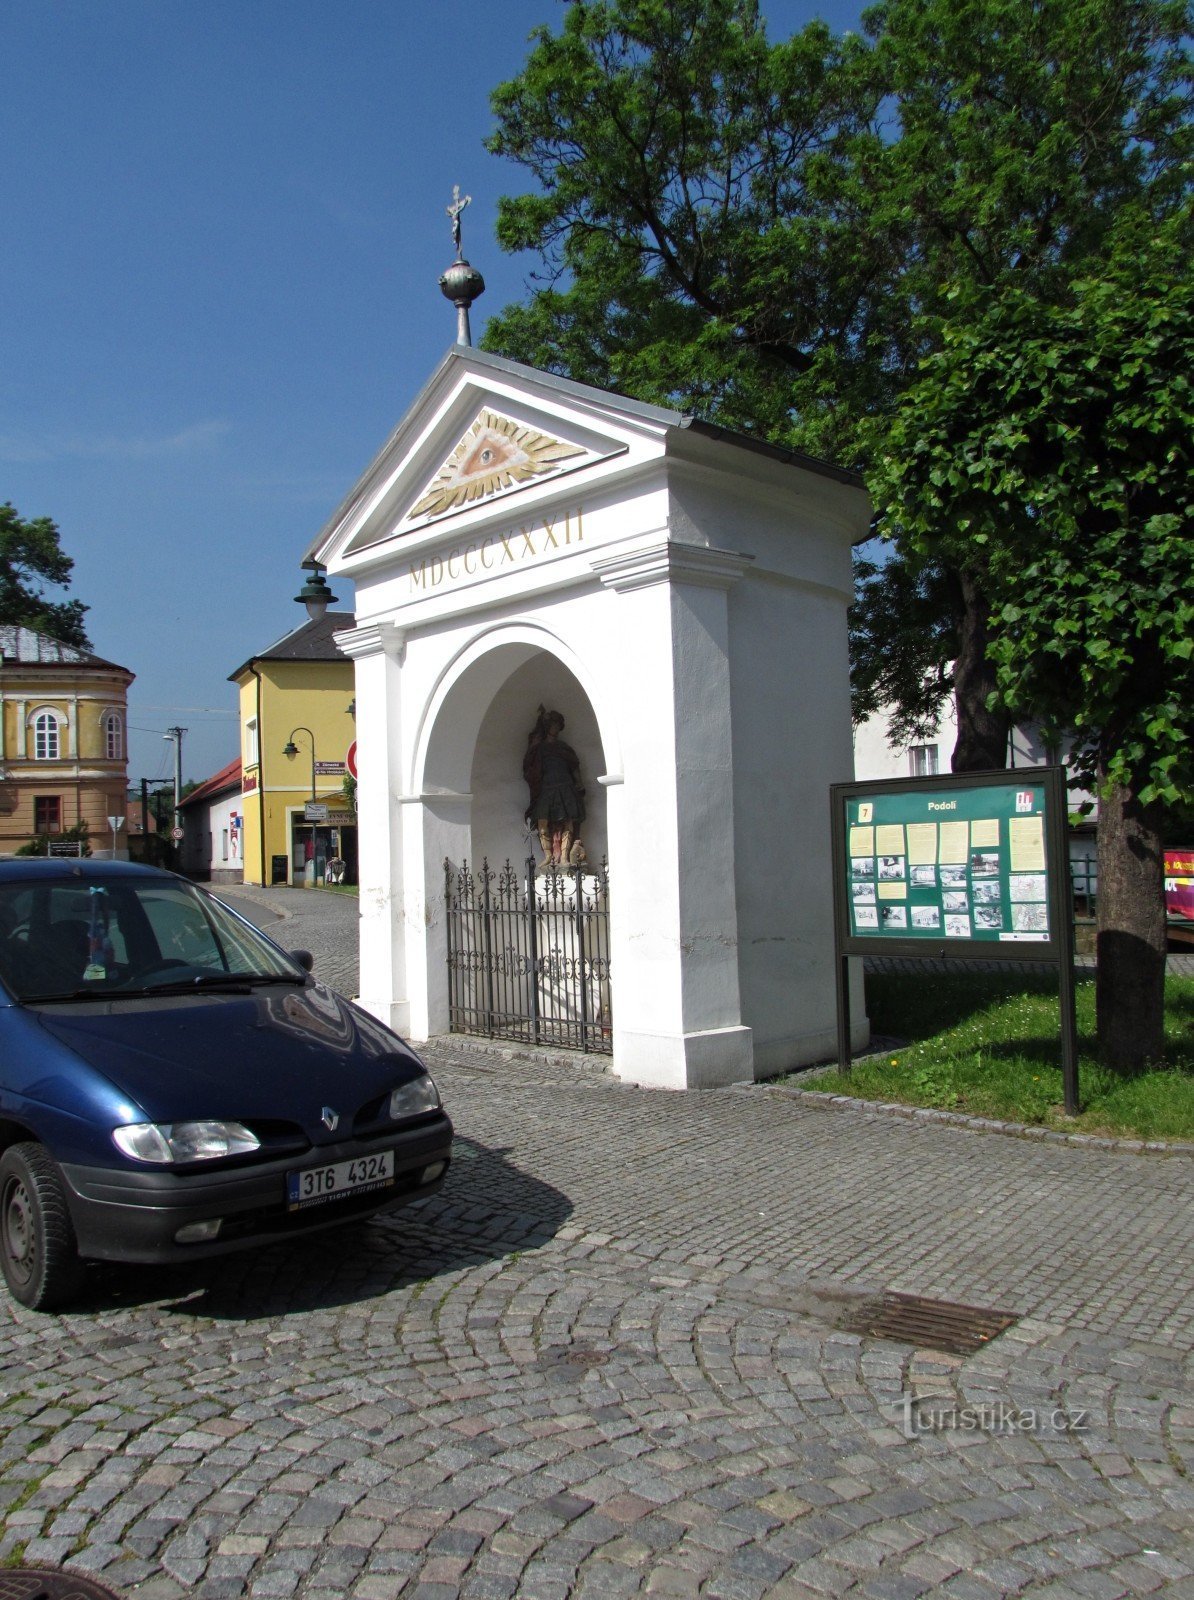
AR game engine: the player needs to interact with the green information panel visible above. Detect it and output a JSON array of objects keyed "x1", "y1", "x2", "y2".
[
  {"x1": 829, "y1": 766, "x2": 1078, "y2": 1106},
  {"x1": 831, "y1": 768, "x2": 1069, "y2": 956}
]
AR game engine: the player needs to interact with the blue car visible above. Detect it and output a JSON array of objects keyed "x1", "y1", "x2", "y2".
[{"x1": 0, "y1": 859, "x2": 452, "y2": 1310}]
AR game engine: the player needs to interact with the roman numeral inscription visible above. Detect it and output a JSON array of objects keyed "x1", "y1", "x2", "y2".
[{"x1": 409, "y1": 509, "x2": 584, "y2": 593}]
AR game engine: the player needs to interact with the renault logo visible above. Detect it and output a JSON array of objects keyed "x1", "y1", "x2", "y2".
[{"x1": 321, "y1": 1107, "x2": 339, "y2": 1132}]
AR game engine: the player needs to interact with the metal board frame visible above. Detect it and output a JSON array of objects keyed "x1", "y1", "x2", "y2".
[{"x1": 830, "y1": 766, "x2": 1079, "y2": 1112}]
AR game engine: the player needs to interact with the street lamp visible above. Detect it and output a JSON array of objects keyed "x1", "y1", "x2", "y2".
[
  {"x1": 282, "y1": 727, "x2": 317, "y2": 803},
  {"x1": 294, "y1": 560, "x2": 339, "y2": 623},
  {"x1": 284, "y1": 727, "x2": 320, "y2": 888}
]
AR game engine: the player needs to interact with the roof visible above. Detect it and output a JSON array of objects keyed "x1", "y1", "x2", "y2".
[
  {"x1": 179, "y1": 757, "x2": 242, "y2": 810},
  {"x1": 306, "y1": 346, "x2": 864, "y2": 561},
  {"x1": 228, "y1": 612, "x2": 354, "y2": 682},
  {"x1": 0, "y1": 625, "x2": 132, "y2": 675},
  {"x1": 463, "y1": 347, "x2": 865, "y2": 487}
]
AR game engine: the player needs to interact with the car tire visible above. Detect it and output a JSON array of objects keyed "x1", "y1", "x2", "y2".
[{"x1": 0, "y1": 1143, "x2": 85, "y2": 1311}]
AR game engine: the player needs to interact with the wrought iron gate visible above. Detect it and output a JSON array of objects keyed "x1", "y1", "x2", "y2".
[{"x1": 445, "y1": 857, "x2": 611, "y2": 1053}]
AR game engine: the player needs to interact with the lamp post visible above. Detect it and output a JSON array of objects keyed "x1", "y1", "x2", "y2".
[
  {"x1": 282, "y1": 727, "x2": 317, "y2": 803},
  {"x1": 294, "y1": 560, "x2": 339, "y2": 623},
  {"x1": 283, "y1": 727, "x2": 318, "y2": 886}
]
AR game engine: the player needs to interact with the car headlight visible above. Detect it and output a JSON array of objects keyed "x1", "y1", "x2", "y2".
[
  {"x1": 389, "y1": 1076, "x2": 440, "y2": 1120},
  {"x1": 112, "y1": 1121, "x2": 261, "y2": 1163}
]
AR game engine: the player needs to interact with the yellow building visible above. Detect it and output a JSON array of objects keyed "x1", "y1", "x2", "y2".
[
  {"x1": 230, "y1": 613, "x2": 357, "y2": 885},
  {"x1": 0, "y1": 626, "x2": 134, "y2": 857}
]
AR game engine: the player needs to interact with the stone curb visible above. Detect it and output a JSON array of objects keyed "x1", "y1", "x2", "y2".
[
  {"x1": 750, "y1": 1077, "x2": 1194, "y2": 1158},
  {"x1": 215, "y1": 884, "x2": 295, "y2": 919}
]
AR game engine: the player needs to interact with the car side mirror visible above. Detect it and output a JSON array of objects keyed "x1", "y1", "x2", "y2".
[{"x1": 290, "y1": 949, "x2": 315, "y2": 973}]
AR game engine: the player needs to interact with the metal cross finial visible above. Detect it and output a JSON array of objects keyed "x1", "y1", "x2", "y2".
[{"x1": 447, "y1": 185, "x2": 471, "y2": 255}]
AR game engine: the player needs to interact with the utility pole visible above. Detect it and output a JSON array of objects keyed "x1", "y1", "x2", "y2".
[{"x1": 163, "y1": 727, "x2": 186, "y2": 840}]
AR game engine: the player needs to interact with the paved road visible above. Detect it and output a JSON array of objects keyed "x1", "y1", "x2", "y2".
[{"x1": 1, "y1": 887, "x2": 1190, "y2": 1600}]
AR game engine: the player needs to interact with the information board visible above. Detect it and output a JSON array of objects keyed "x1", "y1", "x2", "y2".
[
  {"x1": 838, "y1": 774, "x2": 1063, "y2": 951},
  {"x1": 829, "y1": 766, "x2": 1078, "y2": 1108},
  {"x1": 832, "y1": 767, "x2": 1073, "y2": 961}
]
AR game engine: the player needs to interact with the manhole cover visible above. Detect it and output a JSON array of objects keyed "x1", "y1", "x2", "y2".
[
  {"x1": 0, "y1": 1571, "x2": 125, "y2": 1600},
  {"x1": 539, "y1": 1343, "x2": 610, "y2": 1373},
  {"x1": 838, "y1": 1292, "x2": 1018, "y2": 1355}
]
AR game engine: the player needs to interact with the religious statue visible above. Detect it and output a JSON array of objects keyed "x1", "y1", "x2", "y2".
[
  {"x1": 523, "y1": 705, "x2": 586, "y2": 869},
  {"x1": 447, "y1": 185, "x2": 471, "y2": 256}
]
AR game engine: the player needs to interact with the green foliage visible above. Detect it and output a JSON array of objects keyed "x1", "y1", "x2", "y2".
[
  {"x1": 486, "y1": 0, "x2": 1192, "y2": 742},
  {"x1": 869, "y1": 232, "x2": 1193, "y2": 806},
  {"x1": 863, "y1": 0, "x2": 1190, "y2": 300},
  {"x1": 849, "y1": 546, "x2": 958, "y2": 738},
  {"x1": 147, "y1": 780, "x2": 199, "y2": 833},
  {"x1": 801, "y1": 971, "x2": 1194, "y2": 1138},
  {"x1": 485, "y1": 0, "x2": 901, "y2": 461},
  {"x1": 16, "y1": 821, "x2": 92, "y2": 858},
  {"x1": 0, "y1": 503, "x2": 90, "y2": 650}
]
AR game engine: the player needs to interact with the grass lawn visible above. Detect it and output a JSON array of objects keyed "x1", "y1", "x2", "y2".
[{"x1": 797, "y1": 970, "x2": 1194, "y2": 1141}]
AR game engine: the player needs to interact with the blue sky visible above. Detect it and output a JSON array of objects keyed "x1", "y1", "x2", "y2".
[{"x1": 2, "y1": 0, "x2": 864, "y2": 785}]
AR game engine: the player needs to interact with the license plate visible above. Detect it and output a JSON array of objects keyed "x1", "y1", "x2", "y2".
[{"x1": 287, "y1": 1150, "x2": 396, "y2": 1210}]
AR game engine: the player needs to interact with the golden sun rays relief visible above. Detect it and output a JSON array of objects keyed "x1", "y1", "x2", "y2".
[{"x1": 408, "y1": 410, "x2": 586, "y2": 521}]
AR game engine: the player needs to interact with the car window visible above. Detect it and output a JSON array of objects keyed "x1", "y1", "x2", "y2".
[
  {"x1": 140, "y1": 893, "x2": 224, "y2": 967},
  {"x1": 0, "y1": 876, "x2": 301, "y2": 999}
]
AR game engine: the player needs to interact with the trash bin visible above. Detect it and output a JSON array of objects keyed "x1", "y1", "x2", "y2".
[{"x1": 271, "y1": 854, "x2": 288, "y2": 884}]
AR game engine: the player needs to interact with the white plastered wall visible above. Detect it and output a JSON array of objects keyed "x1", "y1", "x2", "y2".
[{"x1": 319, "y1": 350, "x2": 870, "y2": 1087}]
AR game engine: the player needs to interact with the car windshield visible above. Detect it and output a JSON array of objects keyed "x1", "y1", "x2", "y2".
[{"x1": 0, "y1": 878, "x2": 304, "y2": 1002}]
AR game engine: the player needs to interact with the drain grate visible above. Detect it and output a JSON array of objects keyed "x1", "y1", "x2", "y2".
[
  {"x1": 0, "y1": 1571, "x2": 125, "y2": 1600},
  {"x1": 837, "y1": 1292, "x2": 1018, "y2": 1355},
  {"x1": 539, "y1": 1343, "x2": 610, "y2": 1374}
]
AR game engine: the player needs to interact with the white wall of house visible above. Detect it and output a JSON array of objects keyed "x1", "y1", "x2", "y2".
[{"x1": 180, "y1": 790, "x2": 243, "y2": 883}]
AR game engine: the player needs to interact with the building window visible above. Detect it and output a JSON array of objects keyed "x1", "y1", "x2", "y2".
[
  {"x1": 104, "y1": 711, "x2": 123, "y2": 760},
  {"x1": 34, "y1": 796, "x2": 62, "y2": 833},
  {"x1": 222, "y1": 828, "x2": 229, "y2": 861},
  {"x1": 910, "y1": 744, "x2": 939, "y2": 777},
  {"x1": 33, "y1": 710, "x2": 62, "y2": 761},
  {"x1": 245, "y1": 717, "x2": 259, "y2": 767}
]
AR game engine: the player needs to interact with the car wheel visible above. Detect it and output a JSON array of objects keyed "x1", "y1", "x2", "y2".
[{"x1": 0, "y1": 1144, "x2": 84, "y2": 1311}]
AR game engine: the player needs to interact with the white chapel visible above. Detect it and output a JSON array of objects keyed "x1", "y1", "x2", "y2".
[{"x1": 308, "y1": 344, "x2": 871, "y2": 1089}]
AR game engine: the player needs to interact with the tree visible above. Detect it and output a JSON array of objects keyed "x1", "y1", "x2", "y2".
[
  {"x1": 868, "y1": 234, "x2": 1193, "y2": 1070},
  {"x1": 485, "y1": 0, "x2": 1191, "y2": 769},
  {"x1": 148, "y1": 780, "x2": 199, "y2": 836},
  {"x1": 848, "y1": 0, "x2": 1190, "y2": 767},
  {"x1": 485, "y1": 0, "x2": 905, "y2": 461},
  {"x1": 0, "y1": 503, "x2": 90, "y2": 649},
  {"x1": 849, "y1": 548, "x2": 1012, "y2": 769}
]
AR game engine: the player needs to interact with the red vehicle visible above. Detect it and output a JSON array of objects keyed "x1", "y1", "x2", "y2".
[{"x1": 1165, "y1": 849, "x2": 1194, "y2": 942}]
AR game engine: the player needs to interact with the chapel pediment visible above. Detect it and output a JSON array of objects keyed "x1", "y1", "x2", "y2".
[
  {"x1": 405, "y1": 408, "x2": 589, "y2": 526},
  {"x1": 316, "y1": 349, "x2": 679, "y2": 567}
]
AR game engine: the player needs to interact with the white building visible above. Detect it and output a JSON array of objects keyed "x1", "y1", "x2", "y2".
[
  {"x1": 309, "y1": 347, "x2": 871, "y2": 1089},
  {"x1": 177, "y1": 758, "x2": 243, "y2": 884}
]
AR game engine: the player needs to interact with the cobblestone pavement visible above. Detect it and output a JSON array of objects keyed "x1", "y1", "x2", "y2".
[
  {"x1": 1, "y1": 888, "x2": 1190, "y2": 1600},
  {"x1": 216, "y1": 886, "x2": 361, "y2": 1000}
]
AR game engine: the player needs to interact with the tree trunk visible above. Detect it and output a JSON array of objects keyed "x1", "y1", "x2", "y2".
[
  {"x1": 949, "y1": 567, "x2": 1010, "y2": 771},
  {"x1": 1095, "y1": 768, "x2": 1167, "y2": 1073}
]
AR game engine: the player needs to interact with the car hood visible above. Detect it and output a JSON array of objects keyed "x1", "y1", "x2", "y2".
[{"x1": 33, "y1": 983, "x2": 426, "y2": 1135}]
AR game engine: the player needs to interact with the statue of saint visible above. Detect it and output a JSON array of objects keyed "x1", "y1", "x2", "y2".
[{"x1": 523, "y1": 705, "x2": 585, "y2": 868}]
